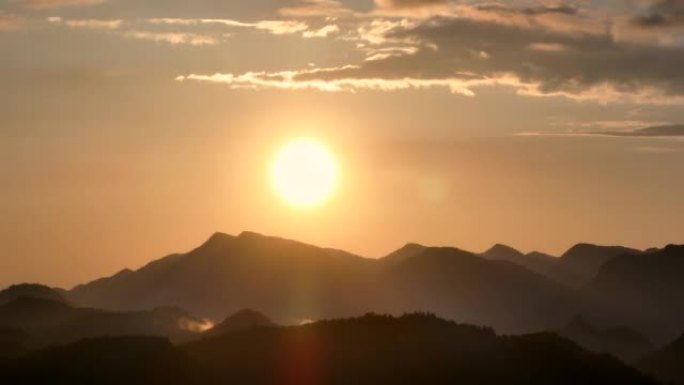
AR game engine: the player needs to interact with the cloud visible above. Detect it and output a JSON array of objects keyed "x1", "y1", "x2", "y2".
[
  {"x1": 375, "y1": 0, "x2": 448, "y2": 9},
  {"x1": 598, "y1": 124, "x2": 684, "y2": 137},
  {"x1": 519, "y1": 124, "x2": 684, "y2": 138},
  {"x1": 475, "y1": 4, "x2": 579, "y2": 16},
  {"x1": 123, "y1": 31, "x2": 222, "y2": 46},
  {"x1": 302, "y1": 24, "x2": 340, "y2": 38},
  {"x1": 175, "y1": 66, "x2": 528, "y2": 96},
  {"x1": 364, "y1": 46, "x2": 420, "y2": 61},
  {"x1": 555, "y1": 120, "x2": 672, "y2": 130},
  {"x1": 181, "y1": 9, "x2": 684, "y2": 104},
  {"x1": 47, "y1": 16, "x2": 122, "y2": 30},
  {"x1": 613, "y1": 0, "x2": 684, "y2": 46},
  {"x1": 22, "y1": 0, "x2": 106, "y2": 9},
  {"x1": 527, "y1": 42, "x2": 571, "y2": 52},
  {"x1": 177, "y1": 317, "x2": 214, "y2": 333},
  {"x1": 631, "y1": 0, "x2": 684, "y2": 28},
  {"x1": 279, "y1": 0, "x2": 357, "y2": 18},
  {"x1": 147, "y1": 18, "x2": 309, "y2": 36}
]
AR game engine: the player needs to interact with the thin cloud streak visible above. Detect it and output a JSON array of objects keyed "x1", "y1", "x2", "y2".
[
  {"x1": 22, "y1": 0, "x2": 106, "y2": 9},
  {"x1": 123, "y1": 30, "x2": 222, "y2": 46},
  {"x1": 518, "y1": 124, "x2": 684, "y2": 138},
  {"x1": 47, "y1": 16, "x2": 122, "y2": 30},
  {"x1": 146, "y1": 18, "x2": 309, "y2": 36}
]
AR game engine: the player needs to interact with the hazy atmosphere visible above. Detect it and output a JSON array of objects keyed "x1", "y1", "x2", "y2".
[
  {"x1": 3, "y1": 2, "x2": 684, "y2": 385},
  {"x1": 2, "y1": 0, "x2": 684, "y2": 288}
]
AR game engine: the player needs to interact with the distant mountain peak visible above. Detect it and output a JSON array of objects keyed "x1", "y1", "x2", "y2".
[
  {"x1": 382, "y1": 243, "x2": 427, "y2": 264},
  {"x1": 662, "y1": 244, "x2": 684, "y2": 253},
  {"x1": 562, "y1": 243, "x2": 641, "y2": 259},
  {"x1": 0, "y1": 283, "x2": 66, "y2": 306},
  {"x1": 197, "y1": 232, "x2": 236, "y2": 250},
  {"x1": 396, "y1": 243, "x2": 427, "y2": 254},
  {"x1": 204, "y1": 308, "x2": 275, "y2": 337},
  {"x1": 208, "y1": 231, "x2": 235, "y2": 242},
  {"x1": 485, "y1": 244, "x2": 525, "y2": 257},
  {"x1": 238, "y1": 231, "x2": 264, "y2": 239}
]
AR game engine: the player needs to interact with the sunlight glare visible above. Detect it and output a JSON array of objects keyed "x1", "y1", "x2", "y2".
[{"x1": 271, "y1": 138, "x2": 340, "y2": 208}]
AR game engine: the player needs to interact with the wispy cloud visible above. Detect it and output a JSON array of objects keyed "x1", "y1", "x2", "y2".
[
  {"x1": 123, "y1": 30, "x2": 222, "y2": 46},
  {"x1": 375, "y1": 0, "x2": 447, "y2": 9},
  {"x1": 519, "y1": 124, "x2": 684, "y2": 138},
  {"x1": 175, "y1": 67, "x2": 533, "y2": 96},
  {"x1": 596, "y1": 125, "x2": 684, "y2": 137},
  {"x1": 22, "y1": 0, "x2": 106, "y2": 9},
  {"x1": 47, "y1": 16, "x2": 122, "y2": 30},
  {"x1": 303, "y1": 24, "x2": 340, "y2": 38},
  {"x1": 146, "y1": 18, "x2": 309, "y2": 36},
  {"x1": 279, "y1": 0, "x2": 357, "y2": 18},
  {"x1": 21, "y1": 0, "x2": 684, "y2": 106}
]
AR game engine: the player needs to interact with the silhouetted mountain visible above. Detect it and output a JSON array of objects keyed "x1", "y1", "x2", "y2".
[
  {"x1": 69, "y1": 232, "x2": 592, "y2": 334},
  {"x1": 558, "y1": 315, "x2": 653, "y2": 362},
  {"x1": 382, "y1": 243, "x2": 427, "y2": 264},
  {"x1": 591, "y1": 244, "x2": 684, "y2": 342},
  {"x1": 383, "y1": 246, "x2": 584, "y2": 332},
  {"x1": 638, "y1": 334, "x2": 684, "y2": 384},
  {"x1": 70, "y1": 232, "x2": 380, "y2": 324},
  {"x1": 0, "y1": 336, "x2": 201, "y2": 385},
  {"x1": 0, "y1": 314, "x2": 657, "y2": 385},
  {"x1": 184, "y1": 313, "x2": 657, "y2": 385},
  {"x1": 0, "y1": 297, "x2": 207, "y2": 346},
  {"x1": 552, "y1": 244, "x2": 642, "y2": 286},
  {"x1": 203, "y1": 309, "x2": 275, "y2": 337},
  {"x1": 0, "y1": 328, "x2": 32, "y2": 358},
  {"x1": 0, "y1": 284, "x2": 66, "y2": 306},
  {"x1": 481, "y1": 244, "x2": 557, "y2": 276}
]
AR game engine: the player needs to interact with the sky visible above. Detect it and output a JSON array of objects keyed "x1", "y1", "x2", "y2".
[{"x1": 1, "y1": 0, "x2": 684, "y2": 288}]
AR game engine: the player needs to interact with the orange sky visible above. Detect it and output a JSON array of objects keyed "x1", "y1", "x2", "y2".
[{"x1": 2, "y1": 0, "x2": 684, "y2": 287}]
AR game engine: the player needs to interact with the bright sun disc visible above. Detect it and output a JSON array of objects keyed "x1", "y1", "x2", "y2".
[{"x1": 271, "y1": 138, "x2": 340, "y2": 208}]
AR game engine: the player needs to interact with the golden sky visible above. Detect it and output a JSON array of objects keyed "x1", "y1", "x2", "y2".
[{"x1": 2, "y1": 0, "x2": 684, "y2": 287}]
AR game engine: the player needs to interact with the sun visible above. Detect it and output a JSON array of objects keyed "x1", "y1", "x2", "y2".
[{"x1": 271, "y1": 138, "x2": 340, "y2": 208}]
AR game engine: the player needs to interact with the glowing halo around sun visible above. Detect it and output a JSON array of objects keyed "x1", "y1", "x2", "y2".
[{"x1": 271, "y1": 138, "x2": 340, "y2": 208}]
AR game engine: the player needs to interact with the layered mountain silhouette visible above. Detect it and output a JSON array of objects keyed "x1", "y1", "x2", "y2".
[
  {"x1": 0, "y1": 232, "x2": 673, "y2": 344},
  {"x1": 481, "y1": 243, "x2": 643, "y2": 287},
  {"x1": 2, "y1": 232, "x2": 683, "y2": 384},
  {"x1": 382, "y1": 243, "x2": 427, "y2": 265},
  {"x1": 0, "y1": 328, "x2": 32, "y2": 359},
  {"x1": 555, "y1": 244, "x2": 642, "y2": 287},
  {"x1": 638, "y1": 333, "x2": 684, "y2": 385},
  {"x1": 0, "y1": 284, "x2": 67, "y2": 306},
  {"x1": 0, "y1": 336, "x2": 199, "y2": 385},
  {"x1": 203, "y1": 309, "x2": 275, "y2": 337},
  {"x1": 68, "y1": 231, "x2": 592, "y2": 334},
  {"x1": 557, "y1": 315, "x2": 653, "y2": 362},
  {"x1": 0, "y1": 286, "x2": 208, "y2": 345},
  {"x1": 481, "y1": 244, "x2": 556, "y2": 277},
  {"x1": 0, "y1": 313, "x2": 658, "y2": 385},
  {"x1": 590, "y1": 244, "x2": 684, "y2": 342}
]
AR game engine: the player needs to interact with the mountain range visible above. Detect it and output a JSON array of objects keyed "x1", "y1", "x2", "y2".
[
  {"x1": 1, "y1": 231, "x2": 684, "y2": 383},
  {"x1": 51, "y1": 231, "x2": 682, "y2": 342},
  {"x1": 67, "y1": 232, "x2": 588, "y2": 334},
  {"x1": 0, "y1": 313, "x2": 659, "y2": 385}
]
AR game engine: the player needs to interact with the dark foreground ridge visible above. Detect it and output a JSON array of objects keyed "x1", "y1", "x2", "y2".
[{"x1": 0, "y1": 313, "x2": 658, "y2": 385}]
